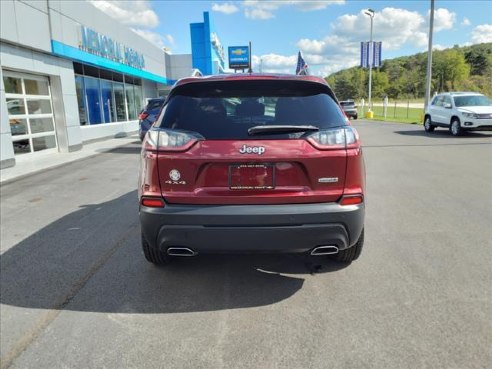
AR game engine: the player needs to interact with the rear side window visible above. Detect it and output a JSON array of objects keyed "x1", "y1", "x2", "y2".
[{"x1": 155, "y1": 80, "x2": 346, "y2": 139}]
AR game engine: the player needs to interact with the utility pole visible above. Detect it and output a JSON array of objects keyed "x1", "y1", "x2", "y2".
[
  {"x1": 424, "y1": 0, "x2": 435, "y2": 109},
  {"x1": 248, "y1": 41, "x2": 252, "y2": 73},
  {"x1": 365, "y1": 9, "x2": 375, "y2": 113}
]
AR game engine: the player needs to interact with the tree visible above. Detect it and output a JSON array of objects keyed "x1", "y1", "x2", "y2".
[
  {"x1": 465, "y1": 43, "x2": 492, "y2": 76},
  {"x1": 432, "y1": 49, "x2": 470, "y2": 91},
  {"x1": 324, "y1": 43, "x2": 490, "y2": 98},
  {"x1": 371, "y1": 70, "x2": 389, "y2": 98}
]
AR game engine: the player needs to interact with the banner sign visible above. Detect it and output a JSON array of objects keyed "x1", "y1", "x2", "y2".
[
  {"x1": 228, "y1": 46, "x2": 250, "y2": 69},
  {"x1": 361, "y1": 41, "x2": 382, "y2": 68},
  {"x1": 373, "y1": 42, "x2": 382, "y2": 68},
  {"x1": 360, "y1": 42, "x2": 370, "y2": 68}
]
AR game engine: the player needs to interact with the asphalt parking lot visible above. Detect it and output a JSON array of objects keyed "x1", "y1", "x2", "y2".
[{"x1": 1, "y1": 120, "x2": 491, "y2": 369}]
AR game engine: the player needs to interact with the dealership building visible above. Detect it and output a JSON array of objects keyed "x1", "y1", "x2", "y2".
[{"x1": 0, "y1": 0, "x2": 226, "y2": 169}]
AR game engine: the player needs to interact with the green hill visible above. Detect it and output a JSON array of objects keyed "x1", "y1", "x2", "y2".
[{"x1": 325, "y1": 43, "x2": 492, "y2": 101}]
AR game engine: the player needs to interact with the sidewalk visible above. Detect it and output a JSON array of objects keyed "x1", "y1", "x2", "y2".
[{"x1": 0, "y1": 134, "x2": 140, "y2": 185}]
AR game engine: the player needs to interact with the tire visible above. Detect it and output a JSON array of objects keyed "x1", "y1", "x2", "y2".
[
  {"x1": 450, "y1": 118, "x2": 462, "y2": 136},
  {"x1": 333, "y1": 228, "x2": 364, "y2": 262},
  {"x1": 142, "y1": 233, "x2": 168, "y2": 265},
  {"x1": 424, "y1": 116, "x2": 435, "y2": 132},
  {"x1": 353, "y1": 115, "x2": 358, "y2": 120}
]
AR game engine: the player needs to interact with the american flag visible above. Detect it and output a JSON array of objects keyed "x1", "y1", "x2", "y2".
[{"x1": 295, "y1": 51, "x2": 308, "y2": 75}]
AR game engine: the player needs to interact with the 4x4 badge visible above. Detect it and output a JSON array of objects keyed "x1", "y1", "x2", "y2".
[{"x1": 165, "y1": 169, "x2": 186, "y2": 185}]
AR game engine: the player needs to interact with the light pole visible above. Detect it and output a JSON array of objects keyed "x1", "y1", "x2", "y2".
[
  {"x1": 424, "y1": 0, "x2": 435, "y2": 110},
  {"x1": 365, "y1": 9, "x2": 375, "y2": 113}
]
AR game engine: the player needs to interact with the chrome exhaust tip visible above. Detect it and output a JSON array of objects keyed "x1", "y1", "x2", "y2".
[
  {"x1": 310, "y1": 245, "x2": 339, "y2": 256},
  {"x1": 167, "y1": 247, "x2": 197, "y2": 257}
]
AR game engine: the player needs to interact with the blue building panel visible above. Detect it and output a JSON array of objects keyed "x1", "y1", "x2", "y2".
[
  {"x1": 51, "y1": 40, "x2": 169, "y2": 84},
  {"x1": 190, "y1": 12, "x2": 225, "y2": 75}
]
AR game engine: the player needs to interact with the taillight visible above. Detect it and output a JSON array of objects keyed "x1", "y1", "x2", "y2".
[
  {"x1": 138, "y1": 112, "x2": 149, "y2": 120},
  {"x1": 141, "y1": 197, "x2": 165, "y2": 208},
  {"x1": 143, "y1": 129, "x2": 203, "y2": 152},
  {"x1": 340, "y1": 195, "x2": 363, "y2": 206},
  {"x1": 307, "y1": 127, "x2": 359, "y2": 149}
]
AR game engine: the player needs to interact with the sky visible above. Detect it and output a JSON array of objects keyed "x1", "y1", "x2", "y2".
[{"x1": 89, "y1": 0, "x2": 492, "y2": 77}]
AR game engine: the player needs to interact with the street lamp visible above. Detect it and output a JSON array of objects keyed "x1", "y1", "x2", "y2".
[{"x1": 365, "y1": 9, "x2": 375, "y2": 113}]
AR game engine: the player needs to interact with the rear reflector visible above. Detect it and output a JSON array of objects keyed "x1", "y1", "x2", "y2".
[
  {"x1": 141, "y1": 197, "x2": 165, "y2": 208},
  {"x1": 340, "y1": 195, "x2": 363, "y2": 206}
]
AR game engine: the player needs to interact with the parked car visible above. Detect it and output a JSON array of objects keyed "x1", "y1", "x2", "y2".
[
  {"x1": 139, "y1": 74, "x2": 365, "y2": 265},
  {"x1": 424, "y1": 92, "x2": 492, "y2": 136},
  {"x1": 340, "y1": 100, "x2": 358, "y2": 119},
  {"x1": 138, "y1": 97, "x2": 165, "y2": 141}
]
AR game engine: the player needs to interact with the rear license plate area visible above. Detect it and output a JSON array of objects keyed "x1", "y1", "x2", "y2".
[{"x1": 229, "y1": 164, "x2": 275, "y2": 190}]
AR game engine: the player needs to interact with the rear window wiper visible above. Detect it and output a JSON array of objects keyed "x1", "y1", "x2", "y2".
[{"x1": 248, "y1": 125, "x2": 319, "y2": 135}]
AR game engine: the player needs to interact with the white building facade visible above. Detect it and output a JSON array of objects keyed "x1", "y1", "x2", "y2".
[{"x1": 0, "y1": 0, "x2": 176, "y2": 169}]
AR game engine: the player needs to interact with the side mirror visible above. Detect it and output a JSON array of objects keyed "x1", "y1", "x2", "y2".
[{"x1": 444, "y1": 103, "x2": 452, "y2": 109}]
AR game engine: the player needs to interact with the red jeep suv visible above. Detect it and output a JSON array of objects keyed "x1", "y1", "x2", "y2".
[{"x1": 139, "y1": 74, "x2": 365, "y2": 265}]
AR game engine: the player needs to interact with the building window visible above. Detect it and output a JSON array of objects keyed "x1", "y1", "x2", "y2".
[
  {"x1": 3, "y1": 71, "x2": 58, "y2": 155},
  {"x1": 75, "y1": 76, "x2": 88, "y2": 125},
  {"x1": 100, "y1": 80, "x2": 114, "y2": 123},
  {"x1": 112, "y1": 82, "x2": 127, "y2": 121},
  {"x1": 73, "y1": 63, "x2": 143, "y2": 125},
  {"x1": 125, "y1": 83, "x2": 136, "y2": 120},
  {"x1": 84, "y1": 76, "x2": 103, "y2": 124}
]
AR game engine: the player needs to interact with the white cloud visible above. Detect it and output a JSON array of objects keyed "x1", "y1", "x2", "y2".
[
  {"x1": 290, "y1": 1, "x2": 345, "y2": 12},
  {"x1": 297, "y1": 39, "x2": 326, "y2": 54},
  {"x1": 470, "y1": 24, "x2": 492, "y2": 43},
  {"x1": 252, "y1": 54, "x2": 298, "y2": 73},
  {"x1": 131, "y1": 29, "x2": 166, "y2": 48},
  {"x1": 431, "y1": 8, "x2": 456, "y2": 32},
  {"x1": 243, "y1": 0, "x2": 344, "y2": 20},
  {"x1": 331, "y1": 8, "x2": 430, "y2": 49},
  {"x1": 245, "y1": 7, "x2": 275, "y2": 20},
  {"x1": 432, "y1": 44, "x2": 447, "y2": 51},
  {"x1": 212, "y1": 2, "x2": 239, "y2": 14},
  {"x1": 244, "y1": 1, "x2": 278, "y2": 19},
  {"x1": 89, "y1": 0, "x2": 159, "y2": 28},
  {"x1": 259, "y1": 7, "x2": 460, "y2": 77},
  {"x1": 90, "y1": 1, "x2": 176, "y2": 51},
  {"x1": 461, "y1": 17, "x2": 471, "y2": 26},
  {"x1": 165, "y1": 34, "x2": 175, "y2": 46}
]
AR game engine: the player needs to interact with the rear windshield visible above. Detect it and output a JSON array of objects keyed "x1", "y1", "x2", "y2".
[
  {"x1": 145, "y1": 99, "x2": 165, "y2": 113},
  {"x1": 340, "y1": 101, "x2": 355, "y2": 107},
  {"x1": 155, "y1": 80, "x2": 346, "y2": 139}
]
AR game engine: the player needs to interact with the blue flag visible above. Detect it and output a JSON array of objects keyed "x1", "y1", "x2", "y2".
[{"x1": 296, "y1": 51, "x2": 308, "y2": 75}]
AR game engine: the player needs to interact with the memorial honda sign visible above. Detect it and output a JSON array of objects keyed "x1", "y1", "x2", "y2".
[{"x1": 79, "y1": 26, "x2": 145, "y2": 69}]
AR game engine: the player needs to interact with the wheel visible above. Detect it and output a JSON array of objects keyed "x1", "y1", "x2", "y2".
[
  {"x1": 141, "y1": 233, "x2": 168, "y2": 265},
  {"x1": 353, "y1": 115, "x2": 358, "y2": 120},
  {"x1": 450, "y1": 118, "x2": 462, "y2": 136},
  {"x1": 333, "y1": 228, "x2": 364, "y2": 262},
  {"x1": 424, "y1": 116, "x2": 435, "y2": 132}
]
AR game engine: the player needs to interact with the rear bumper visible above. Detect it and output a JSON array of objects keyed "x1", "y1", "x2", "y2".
[
  {"x1": 344, "y1": 110, "x2": 358, "y2": 118},
  {"x1": 140, "y1": 202, "x2": 364, "y2": 254}
]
